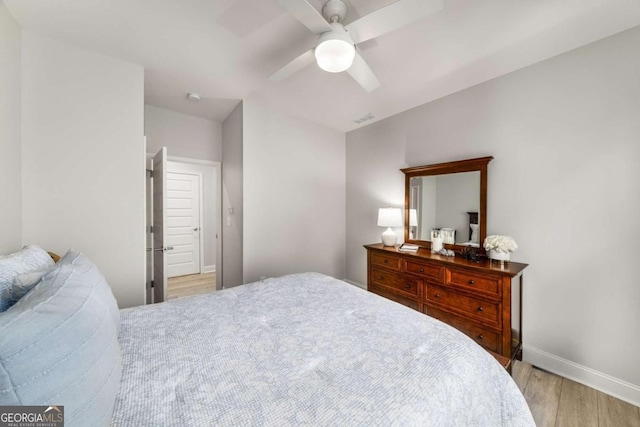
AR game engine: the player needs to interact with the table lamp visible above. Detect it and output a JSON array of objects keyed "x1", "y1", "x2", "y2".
[{"x1": 377, "y1": 207, "x2": 403, "y2": 246}]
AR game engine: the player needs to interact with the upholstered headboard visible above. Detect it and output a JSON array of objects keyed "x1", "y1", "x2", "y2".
[{"x1": 47, "y1": 251, "x2": 61, "y2": 263}]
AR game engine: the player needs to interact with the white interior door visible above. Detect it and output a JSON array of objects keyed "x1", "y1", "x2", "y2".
[
  {"x1": 166, "y1": 172, "x2": 201, "y2": 278},
  {"x1": 152, "y1": 147, "x2": 168, "y2": 303}
]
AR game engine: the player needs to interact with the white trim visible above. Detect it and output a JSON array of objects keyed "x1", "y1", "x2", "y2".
[
  {"x1": 146, "y1": 153, "x2": 219, "y2": 166},
  {"x1": 524, "y1": 345, "x2": 640, "y2": 407},
  {"x1": 343, "y1": 279, "x2": 366, "y2": 290},
  {"x1": 197, "y1": 172, "x2": 205, "y2": 274},
  {"x1": 214, "y1": 163, "x2": 222, "y2": 292},
  {"x1": 203, "y1": 265, "x2": 216, "y2": 273},
  {"x1": 168, "y1": 155, "x2": 219, "y2": 167}
]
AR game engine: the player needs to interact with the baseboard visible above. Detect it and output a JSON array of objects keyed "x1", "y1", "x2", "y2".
[
  {"x1": 343, "y1": 279, "x2": 366, "y2": 290},
  {"x1": 524, "y1": 345, "x2": 640, "y2": 407},
  {"x1": 202, "y1": 265, "x2": 216, "y2": 274}
]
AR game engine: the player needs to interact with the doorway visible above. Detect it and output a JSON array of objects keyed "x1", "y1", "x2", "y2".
[
  {"x1": 146, "y1": 148, "x2": 222, "y2": 303},
  {"x1": 166, "y1": 171, "x2": 202, "y2": 278}
]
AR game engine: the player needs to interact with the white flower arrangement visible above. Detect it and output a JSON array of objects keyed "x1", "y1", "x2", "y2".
[{"x1": 483, "y1": 235, "x2": 518, "y2": 253}]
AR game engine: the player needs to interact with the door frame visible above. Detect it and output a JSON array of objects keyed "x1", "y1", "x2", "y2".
[{"x1": 165, "y1": 168, "x2": 204, "y2": 277}]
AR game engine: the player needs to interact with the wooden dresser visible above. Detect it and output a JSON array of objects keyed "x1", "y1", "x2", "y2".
[{"x1": 365, "y1": 243, "x2": 528, "y2": 361}]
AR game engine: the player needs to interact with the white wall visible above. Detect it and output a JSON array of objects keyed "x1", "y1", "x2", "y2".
[
  {"x1": 21, "y1": 32, "x2": 145, "y2": 308},
  {"x1": 0, "y1": 3, "x2": 22, "y2": 254},
  {"x1": 145, "y1": 105, "x2": 222, "y2": 162},
  {"x1": 221, "y1": 102, "x2": 243, "y2": 288},
  {"x1": 243, "y1": 99, "x2": 346, "y2": 284},
  {"x1": 347, "y1": 26, "x2": 640, "y2": 405}
]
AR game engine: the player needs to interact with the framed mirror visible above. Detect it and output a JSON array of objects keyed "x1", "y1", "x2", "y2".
[{"x1": 401, "y1": 156, "x2": 493, "y2": 252}]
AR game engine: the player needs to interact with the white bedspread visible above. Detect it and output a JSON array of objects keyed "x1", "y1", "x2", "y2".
[{"x1": 113, "y1": 273, "x2": 534, "y2": 426}]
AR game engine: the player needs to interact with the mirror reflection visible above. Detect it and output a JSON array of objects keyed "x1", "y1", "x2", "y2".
[{"x1": 409, "y1": 171, "x2": 480, "y2": 246}]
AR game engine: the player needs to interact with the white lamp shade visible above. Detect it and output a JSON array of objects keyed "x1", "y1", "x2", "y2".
[
  {"x1": 409, "y1": 209, "x2": 418, "y2": 227},
  {"x1": 377, "y1": 208, "x2": 403, "y2": 227},
  {"x1": 315, "y1": 26, "x2": 355, "y2": 73},
  {"x1": 315, "y1": 39, "x2": 355, "y2": 72}
]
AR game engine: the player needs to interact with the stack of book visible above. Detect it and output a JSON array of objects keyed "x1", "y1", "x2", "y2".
[{"x1": 398, "y1": 243, "x2": 420, "y2": 252}]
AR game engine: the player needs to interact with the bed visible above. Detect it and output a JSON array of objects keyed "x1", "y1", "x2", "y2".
[{"x1": 1, "y1": 248, "x2": 534, "y2": 426}]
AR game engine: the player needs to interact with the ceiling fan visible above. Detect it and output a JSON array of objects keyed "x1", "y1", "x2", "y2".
[{"x1": 269, "y1": 0, "x2": 443, "y2": 92}]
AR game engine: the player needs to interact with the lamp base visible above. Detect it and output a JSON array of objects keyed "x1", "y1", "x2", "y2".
[{"x1": 381, "y1": 227, "x2": 397, "y2": 247}]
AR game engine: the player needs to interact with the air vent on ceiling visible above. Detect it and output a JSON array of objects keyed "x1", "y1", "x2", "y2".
[{"x1": 353, "y1": 113, "x2": 375, "y2": 124}]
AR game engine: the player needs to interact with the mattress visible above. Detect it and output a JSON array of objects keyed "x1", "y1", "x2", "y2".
[{"x1": 112, "y1": 273, "x2": 534, "y2": 426}]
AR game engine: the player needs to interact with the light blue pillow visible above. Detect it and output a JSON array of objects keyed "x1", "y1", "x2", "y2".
[
  {"x1": 0, "y1": 245, "x2": 54, "y2": 312},
  {"x1": 0, "y1": 251, "x2": 121, "y2": 427},
  {"x1": 8, "y1": 269, "x2": 50, "y2": 305}
]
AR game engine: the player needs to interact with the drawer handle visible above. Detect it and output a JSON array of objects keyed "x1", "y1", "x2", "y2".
[
  {"x1": 468, "y1": 280, "x2": 475, "y2": 285},
  {"x1": 378, "y1": 276, "x2": 384, "y2": 280},
  {"x1": 477, "y1": 306, "x2": 484, "y2": 312},
  {"x1": 419, "y1": 268, "x2": 424, "y2": 273},
  {"x1": 383, "y1": 259, "x2": 388, "y2": 264},
  {"x1": 435, "y1": 293, "x2": 441, "y2": 299},
  {"x1": 405, "y1": 284, "x2": 411, "y2": 289},
  {"x1": 477, "y1": 334, "x2": 484, "y2": 340}
]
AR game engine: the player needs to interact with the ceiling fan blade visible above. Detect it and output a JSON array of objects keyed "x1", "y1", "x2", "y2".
[
  {"x1": 347, "y1": 51, "x2": 380, "y2": 92},
  {"x1": 269, "y1": 49, "x2": 316, "y2": 82},
  {"x1": 345, "y1": 0, "x2": 443, "y2": 44},
  {"x1": 276, "y1": 0, "x2": 334, "y2": 34}
]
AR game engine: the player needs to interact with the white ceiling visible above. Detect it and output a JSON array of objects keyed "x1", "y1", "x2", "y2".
[{"x1": 5, "y1": 0, "x2": 640, "y2": 131}]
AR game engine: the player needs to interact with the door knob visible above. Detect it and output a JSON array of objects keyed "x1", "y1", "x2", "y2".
[{"x1": 193, "y1": 227, "x2": 199, "y2": 231}]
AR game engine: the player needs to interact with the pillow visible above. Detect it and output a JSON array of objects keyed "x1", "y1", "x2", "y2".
[
  {"x1": 8, "y1": 269, "x2": 50, "y2": 306},
  {"x1": 0, "y1": 251, "x2": 121, "y2": 427},
  {"x1": 470, "y1": 223, "x2": 479, "y2": 243},
  {"x1": 0, "y1": 245, "x2": 54, "y2": 312}
]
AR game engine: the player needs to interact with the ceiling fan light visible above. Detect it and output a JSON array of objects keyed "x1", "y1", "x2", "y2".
[{"x1": 315, "y1": 39, "x2": 355, "y2": 73}]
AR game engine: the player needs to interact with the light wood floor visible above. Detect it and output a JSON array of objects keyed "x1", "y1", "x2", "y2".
[
  {"x1": 513, "y1": 360, "x2": 640, "y2": 426},
  {"x1": 167, "y1": 272, "x2": 216, "y2": 300}
]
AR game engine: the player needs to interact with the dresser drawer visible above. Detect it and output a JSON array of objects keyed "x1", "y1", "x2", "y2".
[
  {"x1": 365, "y1": 244, "x2": 527, "y2": 360},
  {"x1": 446, "y1": 269, "x2": 501, "y2": 297},
  {"x1": 370, "y1": 252, "x2": 402, "y2": 271},
  {"x1": 370, "y1": 283, "x2": 419, "y2": 311},
  {"x1": 425, "y1": 285, "x2": 501, "y2": 327},
  {"x1": 406, "y1": 261, "x2": 444, "y2": 283},
  {"x1": 424, "y1": 305, "x2": 500, "y2": 352},
  {"x1": 371, "y1": 268, "x2": 419, "y2": 296}
]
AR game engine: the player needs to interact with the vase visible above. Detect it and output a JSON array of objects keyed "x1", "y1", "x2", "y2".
[
  {"x1": 489, "y1": 249, "x2": 510, "y2": 267},
  {"x1": 431, "y1": 236, "x2": 443, "y2": 252}
]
